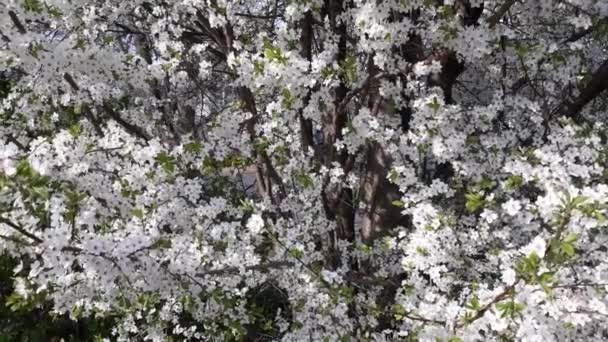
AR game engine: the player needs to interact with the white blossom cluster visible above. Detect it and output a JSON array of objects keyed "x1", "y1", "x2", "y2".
[{"x1": 1, "y1": 0, "x2": 608, "y2": 341}]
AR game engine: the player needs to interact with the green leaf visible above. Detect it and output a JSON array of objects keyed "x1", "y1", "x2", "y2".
[
  {"x1": 570, "y1": 195, "x2": 588, "y2": 208},
  {"x1": 427, "y1": 96, "x2": 441, "y2": 113},
  {"x1": 339, "y1": 53, "x2": 358, "y2": 85},
  {"x1": 388, "y1": 169, "x2": 399, "y2": 183},
  {"x1": 438, "y1": 24, "x2": 458, "y2": 41},
  {"x1": 393, "y1": 303, "x2": 406, "y2": 320},
  {"x1": 594, "y1": 211, "x2": 606, "y2": 223},
  {"x1": 359, "y1": 244, "x2": 373, "y2": 255},
  {"x1": 496, "y1": 300, "x2": 525, "y2": 319},
  {"x1": 23, "y1": 0, "x2": 43, "y2": 12},
  {"x1": 74, "y1": 37, "x2": 87, "y2": 50},
  {"x1": 263, "y1": 40, "x2": 288, "y2": 65},
  {"x1": 16, "y1": 159, "x2": 35, "y2": 179},
  {"x1": 465, "y1": 134, "x2": 480, "y2": 146},
  {"x1": 416, "y1": 246, "x2": 429, "y2": 256},
  {"x1": 465, "y1": 192, "x2": 485, "y2": 213},
  {"x1": 505, "y1": 175, "x2": 524, "y2": 190},
  {"x1": 71, "y1": 304, "x2": 84, "y2": 319},
  {"x1": 47, "y1": 6, "x2": 62, "y2": 17},
  {"x1": 162, "y1": 63, "x2": 173, "y2": 72},
  {"x1": 281, "y1": 88, "x2": 295, "y2": 110},
  {"x1": 514, "y1": 42, "x2": 530, "y2": 57},
  {"x1": 563, "y1": 233, "x2": 578, "y2": 244},
  {"x1": 254, "y1": 137, "x2": 270, "y2": 153},
  {"x1": 294, "y1": 170, "x2": 313, "y2": 189},
  {"x1": 184, "y1": 141, "x2": 202, "y2": 154},
  {"x1": 131, "y1": 208, "x2": 144, "y2": 219},
  {"x1": 29, "y1": 42, "x2": 44, "y2": 59},
  {"x1": 103, "y1": 36, "x2": 115, "y2": 44},
  {"x1": 391, "y1": 200, "x2": 405, "y2": 208},
  {"x1": 289, "y1": 248, "x2": 304, "y2": 259},
  {"x1": 156, "y1": 152, "x2": 176, "y2": 174},
  {"x1": 561, "y1": 241, "x2": 575, "y2": 257},
  {"x1": 253, "y1": 60, "x2": 265, "y2": 76},
  {"x1": 321, "y1": 66, "x2": 336, "y2": 79},
  {"x1": 153, "y1": 239, "x2": 172, "y2": 249},
  {"x1": 68, "y1": 123, "x2": 82, "y2": 137},
  {"x1": 476, "y1": 176, "x2": 495, "y2": 191},
  {"x1": 239, "y1": 199, "x2": 254, "y2": 213},
  {"x1": 538, "y1": 271, "x2": 555, "y2": 294},
  {"x1": 439, "y1": 6, "x2": 456, "y2": 19},
  {"x1": 465, "y1": 295, "x2": 481, "y2": 311},
  {"x1": 515, "y1": 252, "x2": 541, "y2": 282}
]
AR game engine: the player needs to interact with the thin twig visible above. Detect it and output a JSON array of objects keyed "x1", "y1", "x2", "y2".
[
  {"x1": 0, "y1": 217, "x2": 44, "y2": 243},
  {"x1": 8, "y1": 11, "x2": 26, "y2": 34},
  {"x1": 486, "y1": 0, "x2": 517, "y2": 28}
]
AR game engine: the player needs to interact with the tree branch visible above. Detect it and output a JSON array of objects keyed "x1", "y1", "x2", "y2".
[
  {"x1": 102, "y1": 102, "x2": 151, "y2": 141},
  {"x1": 234, "y1": 12, "x2": 280, "y2": 20},
  {"x1": 63, "y1": 73, "x2": 80, "y2": 92},
  {"x1": 486, "y1": 0, "x2": 517, "y2": 28},
  {"x1": 555, "y1": 58, "x2": 608, "y2": 124},
  {"x1": 456, "y1": 284, "x2": 516, "y2": 329},
  {"x1": 8, "y1": 11, "x2": 26, "y2": 34},
  {"x1": 195, "y1": 260, "x2": 295, "y2": 277},
  {"x1": 0, "y1": 217, "x2": 43, "y2": 243}
]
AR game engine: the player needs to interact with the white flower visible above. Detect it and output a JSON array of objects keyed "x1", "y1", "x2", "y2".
[
  {"x1": 569, "y1": 15, "x2": 592, "y2": 29},
  {"x1": 246, "y1": 214, "x2": 264, "y2": 234},
  {"x1": 1, "y1": 158, "x2": 16, "y2": 176},
  {"x1": 198, "y1": 60, "x2": 212, "y2": 78},
  {"x1": 480, "y1": 209, "x2": 498, "y2": 224},
  {"x1": 413, "y1": 60, "x2": 442, "y2": 77},
  {"x1": 589, "y1": 298, "x2": 608, "y2": 315},
  {"x1": 330, "y1": 163, "x2": 345, "y2": 183},
  {"x1": 369, "y1": 118, "x2": 380, "y2": 130},
  {"x1": 502, "y1": 199, "x2": 521, "y2": 216},
  {"x1": 502, "y1": 268, "x2": 517, "y2": 285},
  {"x1": 60, "y1": 93, "x2": 71, "y2": 105},
  {"x1": 486, "y1": 311, "x2": 509, "y2": 332},
  {"x1": 522, "y1": 236, "x2": 547, "y2": 258},
  {"x1": 321, "y1": 270, "x2": 343, "y2": 284},
  {"x1": 14, "y1": 278, "x2": 29, "y2": 299}
]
